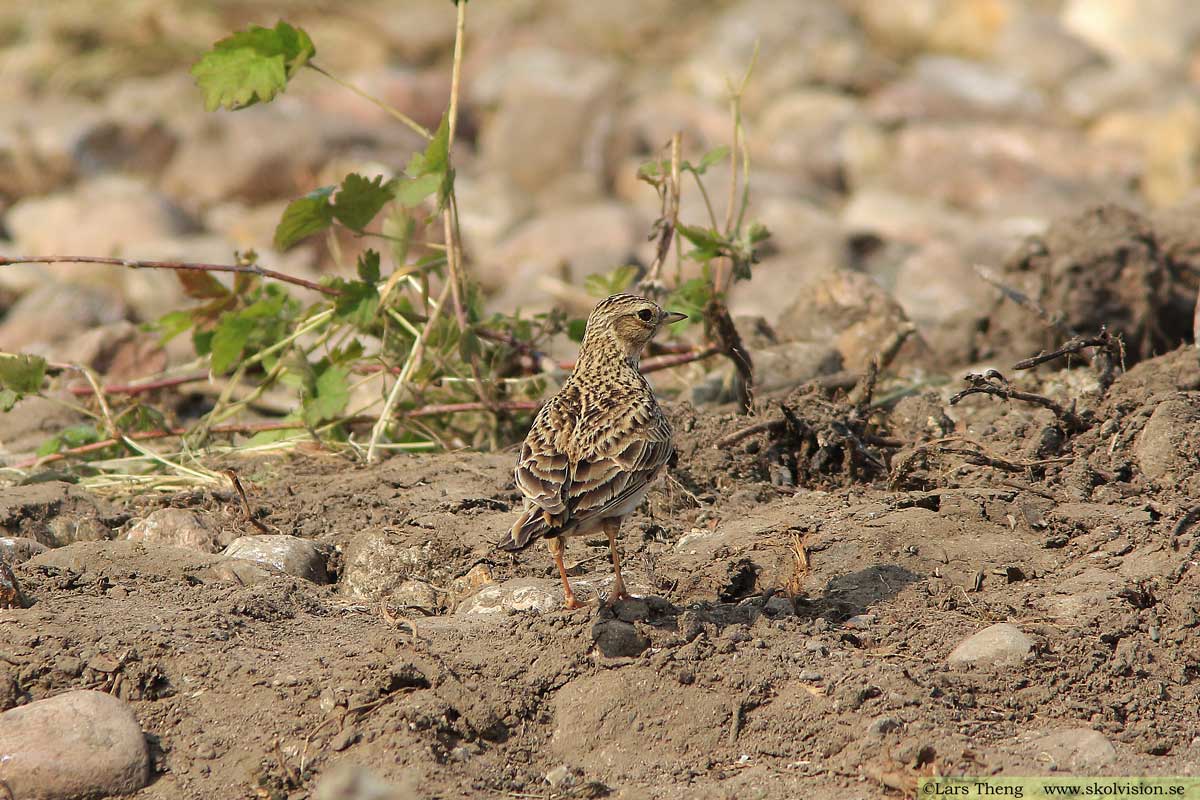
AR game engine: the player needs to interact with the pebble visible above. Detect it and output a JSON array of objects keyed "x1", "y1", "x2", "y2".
[
  {"x1": 0, "y1": 537, "x2": 48, "y2": 565},
  {"x1": 1028, "y1": 728, "x2": 1117, "y2": 770},
  {"x1": 0, "y1": 561, "x2": 24, "y2": 609},
  {"x1": 457, "y1": 579, "x2": 564, "y2": 616},
  {"x1": 868, "y1": 716, "x2": 903, "y2": 736},
  {"x1": 798, "y1": 670, "x2": 824, "y2": 682},
  {"x1": 223, "y1": 535, "x2": 330, "y2": 584},
  {"x1": 340, "y1": 530, "x2": 439, "y2": 601},
  {"x1": 125, "y1": 508, "x2": 224, "y2": 554},
  {"x1": 0, "y1": 690, "x2": 149, "y2": 798},
  {"x1": 947, "y1": 623, "x2": 1034, "y2": 666}
]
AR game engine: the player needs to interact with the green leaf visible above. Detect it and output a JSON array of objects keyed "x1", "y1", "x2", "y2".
[
  {"x1": 394, "y1": 173, "x2": 443, "y2": 207},
  {"x1": 303, "y1": 362, "x2": 349, "y2": 424},
  {"x1": 191, "y1": 21, "x2": 315, "y2": 112},
  {"x1": 458, "y1": 329, "x2": 480, "y2": 362},
  {"x1": 357, "y1": 249, "x2": 381, "y2": 283},
  {"x1": 274, "y1": 185, "x2": 334, "y2": 250},
  {"x1": 37, "y1": 423, "x2": 103, "y2": 456},
  {"x1": 210, "y1": 314, "x2": 256, "y2": 374},
  {"x1": 407, "y1": 113, "x2": 450, "y2": 176},
  {"x1": 0, "y1": 389, "x2": 18, "y2": 412},
  {"x1": 382, "y1": 209, "x2": 415, "y2": 266},
  {"x1": 155, "y1": 310, "x2": 195, "y2": 343},
  {"x1": 692, "y1": 145, "x2": 729, "y2": 175},
  {"x1": 332, "y1": 279, "x2": 379, "y2": 330},
  {"x1": 246, "y1": 423, "x2": 304, "y2": 446},
  {"x1": 331, "y1": 174, "x2": 397, "y2": 232},
  {"x1": 0, "y1": 353, "x2": 47, "y2": 394},
  {"x1": 677, "y1": 223, "x2": 727, "y2": 261},
  {"x1": 583, "y1": 264, "x2": 639, "y2": 298}
]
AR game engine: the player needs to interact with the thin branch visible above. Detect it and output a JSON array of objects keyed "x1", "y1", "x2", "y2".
[
  {"x1": 307, "y1": 63, "x2": 432, "y2": 141},
  {"x1": 949, "y1": 370, "x2": 1089, "y2": 433},
  {"x1": 973, "y1": 264, "x2": 1070, "y2": 338},
  {"x1": 639, "y1": 345, "x2": 720, "y2": 373},
  {"x1": 0, "y1": 255, "x2": 339, "y2": 296},
  {"x1": 66, "y1": 371, "x2": 210, "y2": 397},
  {"x1": 404, "y1": 400, "x2": 540, "y2": 419}
]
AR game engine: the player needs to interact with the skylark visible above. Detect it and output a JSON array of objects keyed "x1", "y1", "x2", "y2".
[{"x1": 497, "y1": 293, "x2": 688, "y2": 609}]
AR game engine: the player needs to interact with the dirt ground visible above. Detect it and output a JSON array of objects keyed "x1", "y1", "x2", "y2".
[{"x1": 2, "y1": 341, "x2": 1200, "y2": 799}]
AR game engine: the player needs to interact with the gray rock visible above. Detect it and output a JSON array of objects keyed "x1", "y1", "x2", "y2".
[
  {"x1": 1028, "y1": 728, "x2": 1117, "y2": 770},
  {"x1": 161, "y1": 108, "x2": 326, "y2": 207},
  {"x1": 0, "y1": 537, "x2": 48, "y2": 565},
  {"x1": 869, "y1": 56, "x2": 1045, "y2": 122},
  {"x1": 948, "y1": 623, "x2": 1034, "y2": 666},
  {"x1": 125, "y1": 508, "x2": 224, "y2": 554},
  {"x1": 0, "y1": 283, "x2": 127, "y2": 354},
  {"x1": 390, "y1": 579, "x2": 441, "y2": 609},
  {"x1": 869, "y1": 716, "x2": 903, "y2": 736},
  {"x1": 0, "y1": 100, "x2": 107, "y2": 199},
  {"x1": 475, "y1": 47, "x2": 619, "y2": 196},
  {"x1": 313, "y1": 763, "x2": 420, "y2": 800},
  {"x1": 223, "y1": 535, "x2": 330, "y2": 584},
  {"x1": 775, "y1": 269, "x2": 923, "y2": 372},
  {"x1": 691, "y1": 341, "x2": 842, "y2": 404},
  {"x1": 1062, "y1": 0, "x2": 1200, "y2": 71},
  {"x1": 0, "y1": 690, "x2": 149, "y2": 799},
  {"x1": 592, "y1": 619, "x2": 650, "y2": 658},
  {"x1": 46, "y1": 516, "x2": 111, "y2": 547},
  {"x1": 340, "y1": 531, "x2": 439, "y2": 601},
  {"x1": 6, "y1": 174, "x2": 197, "y2": 260},
  {"x1": 1135, "y1": 394, "x2": 1200, "y2": 492},
  {"x1": 458, "y1": 579, "x2": 564, "y2": 616}
]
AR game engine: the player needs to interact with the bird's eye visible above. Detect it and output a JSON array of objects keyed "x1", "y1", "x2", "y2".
[{"x1": 637, "y1": 309, "x2": 654, "y2": 322}]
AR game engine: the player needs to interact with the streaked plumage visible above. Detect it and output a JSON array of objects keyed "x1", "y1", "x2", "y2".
[{"x1": 497, "y1": 293, "x2": 687, "y2": 608}]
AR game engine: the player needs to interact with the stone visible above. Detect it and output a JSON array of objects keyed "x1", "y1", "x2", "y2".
[
  {"x1": 161, "y1": 107, "x2": 327, "y2": 207},
  {"x1": 591, "y1": 619, "x2": 650, "y2": 658},
  {"x1": 1135, "y1": 394, "x2": 1200, "y2": 493},
  {"x1": 340, "y1": 531, "x2": 439, "y2": 601},
  {"x1": 0, "y1": 537, "x2": 48, "y2": 565},
  {"x1": 1091, "y1": 100, "x2": 1200, "y2": 207},
  {"x1": 223, "y1": 535, "x2": 331, "y2": 584},
  {"x1": 755, "y1": 90, "x2": 862, "y2": 185},
  {"x1": 312, "y1": 763, "x2": 417, "y2": 800},
  {"x1": 56, "y1": 322, "x2": 168, "y2": 385},
  {"x1": 0, "y1": 99, "x2": 107, "y2": 199},
  {"x1": 458, "y1": 578, "x2": 565, "y2": 616},
  {"x1": 1028, "y1": 728, "x2": 1117, "y2": 770},
  {"x1": 775, "y1": 270, "x2": 923, "y2": 371},
  {"x1": 869, "y1": 716, "x2": 903, "y2": 736},
  {"x1": 481, "y1": 202, "x2": 640, "y2": 313},
  {"x1": 1062, "y1": 0, "x2": 1200, "y2": 71},
  {"x1": 681, "y1": 0, "x2": 886, "y2": 111},
  {"x1": 390, "y1": 579, "x2": 441, "y2": 609},
  {"x1": 125, "y1": 509, "x2": 224, "y2": 554},
  {"x1": 990, "y1": 12, "x2": 1100, "y2": 90},
  {"x1": 194, "y1": 559, "x2": 281, "y2": 587},
  {"x1": 475, "y1": 48, "x2": 619, "y2": 196},
  {"x1": 850, "y1": 0, "x2": 1011, "y2": 60},
  {"x1": 947, "y1": 623, "x2": 1034, "y2": 666},
  {"x1": 45, "y1": 516, "x2": 111, "y2": 548},
  {"x1": 5, "y1": 175, "x2": 198, "y2": 261},
  {"x1": 0, "y1": 283, "x2": 127, "y2": 355},
  {"x1": 691, "y1": 341, "x2": 842, "y2": 405},
  {"x1": 869, "y1": 55, "x2": 1044, "y2": 122},
  {"x1": 0, "y1": 690, "x2": 150, "y2": 798}
]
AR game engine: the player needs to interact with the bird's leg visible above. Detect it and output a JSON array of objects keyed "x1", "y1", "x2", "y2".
[
  {"x1": 602, "y1": 519, "x2": 633, "y2": 606},
  {"x1": 547, "y1": 537, "x2": 585, "y2": 610}
]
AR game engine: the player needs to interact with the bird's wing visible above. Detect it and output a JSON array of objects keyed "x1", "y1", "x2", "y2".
[
  {"x1": 565, "y1": 403, "x2": 673, "y2": 528},
  {"x1": 513, "y1": 395, "x2": 573, "y2": 518}
]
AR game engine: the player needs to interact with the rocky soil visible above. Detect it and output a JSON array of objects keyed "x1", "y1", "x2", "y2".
[{"x1": 2, "y1": 0, "x2": 1200, "y2": 798}]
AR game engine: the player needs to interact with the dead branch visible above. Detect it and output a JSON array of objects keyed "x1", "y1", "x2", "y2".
[
  {"x1": 889, "y1": 435, "x2": 1073, "y2": 489},
  {"x1": 949, "y1": 370, "x2": 1089, "y2": 433},
  {"x1": 707, "y1": 297, "x2": 754, "y2": 413},
  {"x1": 0, "y1": 255, "x2": 339, "y2": 296},
  {"x1": 66, "y1": 371, "x2": 210, "y2": 397}
]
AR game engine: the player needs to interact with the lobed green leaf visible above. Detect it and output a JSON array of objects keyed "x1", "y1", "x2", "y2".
[{"x1": 191, "y1": 21, "x2": 316, "y2": 112}]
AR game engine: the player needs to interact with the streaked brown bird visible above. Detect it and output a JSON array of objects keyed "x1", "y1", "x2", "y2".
[{"x1": 497, "y1": 293, "x2": 688, "y2": 608}]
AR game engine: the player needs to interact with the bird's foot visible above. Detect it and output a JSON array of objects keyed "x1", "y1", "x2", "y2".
[
  {"x1": 603, "y1": 590, "x2": 634, "y2": 608},
  {"x1": 562, "y1": 594, "x2": 587, "y2": 611}
]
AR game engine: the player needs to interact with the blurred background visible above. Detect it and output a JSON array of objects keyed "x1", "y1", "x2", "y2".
[{"x1": 0, "y1": 0, "x2": 1196, "y2": 372}]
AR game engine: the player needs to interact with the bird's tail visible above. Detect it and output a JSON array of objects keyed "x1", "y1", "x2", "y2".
[{"x1": 496, "y1": 506, "x2": 551, "y2": 552}]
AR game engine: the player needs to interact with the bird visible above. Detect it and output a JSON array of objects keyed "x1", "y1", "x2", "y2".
[{"x1": 496, "y1": 293, "x2": 688, "y2": 609}]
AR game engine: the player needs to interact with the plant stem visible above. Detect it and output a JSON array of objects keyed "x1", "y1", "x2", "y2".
[
  {"x1": 307, "y1": 63, "x2": 432, "y2": 141},
  {"x1": 0, "y1": 255, "x2": 339, "y2": 296}
]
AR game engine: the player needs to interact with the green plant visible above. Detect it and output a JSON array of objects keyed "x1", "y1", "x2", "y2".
[{"x1": 0, "y1": 5, "x2": 766, "y2": 488}]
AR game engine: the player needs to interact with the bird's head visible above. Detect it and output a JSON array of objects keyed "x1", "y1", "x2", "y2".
[{"x1": 582, "y1": 293, "x2": 689, "y2": 358}]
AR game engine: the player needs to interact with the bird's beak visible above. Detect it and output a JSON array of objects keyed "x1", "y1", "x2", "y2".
[{"x1": 661, "y1": 311, "x2": 689, "y2": 325}]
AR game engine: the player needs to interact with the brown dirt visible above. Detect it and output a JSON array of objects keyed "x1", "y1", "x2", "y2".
[{"x1": 3, "y1": 345, "x2": 1200, "y2": 799}]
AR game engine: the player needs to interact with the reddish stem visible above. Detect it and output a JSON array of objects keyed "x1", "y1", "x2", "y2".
[
  {"x1": 0, "y1": 255, "x2": 339, "y2": 297},
  {"x1": 66, "y1": 372, "x2": 210, "y2": 397}
]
